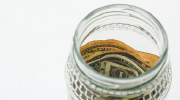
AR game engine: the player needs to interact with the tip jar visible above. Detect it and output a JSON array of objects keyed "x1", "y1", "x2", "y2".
[{"x1": 65, "y1": 4, "x2": 171, "y2": 100}]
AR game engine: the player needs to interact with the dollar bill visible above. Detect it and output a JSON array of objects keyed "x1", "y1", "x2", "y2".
[
  {"x1": 86, "y1": 50, "x2": 152, "y2": 71},
  {"x1": 89, "y1": 60, "x2": 107, "y2": 75},
  {"x1": 87, "y1": 54, "x2": 145, "y2": 77},
  {"x1": 80, "y1": 39, "x2": 139, "y2": 58},
  {"x1": 106, "y1": 58, "x2": 147, "y2": 72},
  {"x1": 81, "y1": 47, "x2": 121, "y2": 59},
  {"x1": 138, "y1": 51, "x2": 159, "y2": 66},
  {"x1": 105, "y1": 61, "x2": 139, "y2": 78},
  {"x1": 80, "y1": 39, "x2": 159, "y2": 66}
]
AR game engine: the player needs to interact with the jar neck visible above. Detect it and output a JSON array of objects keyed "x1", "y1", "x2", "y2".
[{"x1": 73, "y1": 4, "x2": 168, "y2": 89}]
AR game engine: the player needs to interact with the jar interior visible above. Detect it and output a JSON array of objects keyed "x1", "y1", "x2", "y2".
[
  {"x1": 81, "y1": 23, "x2": 160, "y2": 56},
  {"x1": 78, "y1": 10, "x2": 163, "y2": 57}
]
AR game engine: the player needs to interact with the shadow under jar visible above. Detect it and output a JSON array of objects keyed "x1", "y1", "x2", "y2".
[{"x1": 65, "y1": 4, "x2": 171, "y2": 100}]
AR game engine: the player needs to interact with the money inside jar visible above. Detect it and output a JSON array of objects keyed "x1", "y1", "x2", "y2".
[{"x1": 80, "y1": 39, "x2": 159, "y2": 78}]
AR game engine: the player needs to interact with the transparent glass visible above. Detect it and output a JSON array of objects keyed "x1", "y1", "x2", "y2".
[{"x1": 65, "y1": 4, "x2": 171, "y2": 100}]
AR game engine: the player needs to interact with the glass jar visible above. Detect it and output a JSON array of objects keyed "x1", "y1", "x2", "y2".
[{"x1": 65, "y1": 4, "x2": 171, "y2": 100}]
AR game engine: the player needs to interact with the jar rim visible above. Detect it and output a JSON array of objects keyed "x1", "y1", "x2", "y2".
[{"x1": 73, "y1": 4, "x2": 168, "y2": 89}]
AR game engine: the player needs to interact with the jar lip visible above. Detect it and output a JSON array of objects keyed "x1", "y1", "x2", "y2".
[{"x1": 73, "y1": 4, "x2": 168, "y2": 88}]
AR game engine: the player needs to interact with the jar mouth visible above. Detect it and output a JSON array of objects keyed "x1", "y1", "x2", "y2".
[{"x1": 73, "y1": 4, "x2": 168, "y2": 89}]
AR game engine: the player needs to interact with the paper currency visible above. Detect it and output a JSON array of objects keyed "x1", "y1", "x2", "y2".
[
  {"x1": 86, "y1": 50, "x2": 152, "y2": 71},
  {"x1": 80, "y1": 39, "x2": 159, "y2": 66},
  {"x1": 87, "y1": 54, "x2": 145, "y2": 77},
  {"x1": 80, "y1": 39, "x2": 160, "y2": 78}
]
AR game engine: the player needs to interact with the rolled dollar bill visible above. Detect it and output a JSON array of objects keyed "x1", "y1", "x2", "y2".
[
  {"x1": 105, "y1": 61, "x2": 139, "y2": 78},
  {"x1": 86, "y1": 50, "x2": 152, "y2": 71},
  {"x1": 87, "y1": 54, "x2": 145, "y2": 78},
  {"x1": 80, "y1": 39, "x2": 159, "y2": 66}
]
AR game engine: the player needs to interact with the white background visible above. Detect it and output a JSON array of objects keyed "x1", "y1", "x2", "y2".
[{"x1": 0, "y1": 0, "x2": 179, "y2": 100}]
